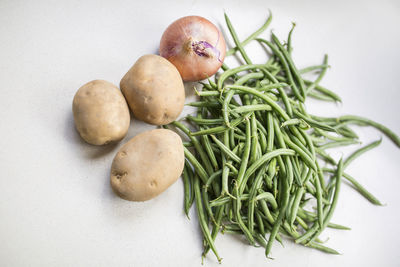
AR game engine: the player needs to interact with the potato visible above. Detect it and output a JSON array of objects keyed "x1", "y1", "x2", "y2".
[
  {"x1": 72, "y1": 80, "x2": 130, "y2": 145},
  {"x1": 120, "y1": 54, "x2": 185, "y2": 125},
  {"x1": 110, "y1": 128, "x2": 184, "y2": 201}
]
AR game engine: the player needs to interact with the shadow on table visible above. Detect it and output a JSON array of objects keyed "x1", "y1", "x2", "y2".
[{"x1": 64, "y1": 112, "x2": 121, "y2": 159}]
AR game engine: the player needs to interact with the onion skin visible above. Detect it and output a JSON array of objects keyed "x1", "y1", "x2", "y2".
[{"x1": 160, "y1": 16, "x2": 226, "y2": 82}]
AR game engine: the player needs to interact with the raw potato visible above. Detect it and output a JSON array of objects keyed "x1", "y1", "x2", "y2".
[
  {"x1": 120, "y1": 54, "x2": 185, "y2": 125},
  {"x1": 73, "y1": 80, "x2": 130, "y2": 145},
  {"x1": 110, "y1": 128, "x2": 184, "y2": 201}
]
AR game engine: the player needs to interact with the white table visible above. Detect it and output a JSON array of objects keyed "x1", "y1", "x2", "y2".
[{"x1": 1, "y1": 0, "x2": 399, "y2": 266}]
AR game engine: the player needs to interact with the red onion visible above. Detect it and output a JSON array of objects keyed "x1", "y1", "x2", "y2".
[{"x1": 159, "y1": 16, "x2": 226, "y2": 82}]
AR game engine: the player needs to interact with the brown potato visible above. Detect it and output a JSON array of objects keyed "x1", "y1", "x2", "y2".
[
  {"x1": 120, "y1": 54, "x2": 185, "y2": 125},
  {"x1": 110, "y1": 128, "x2": 184, "y2": 201},
  {"x1": 72, "y1": 80, "x2": 130, "y2": 145}
]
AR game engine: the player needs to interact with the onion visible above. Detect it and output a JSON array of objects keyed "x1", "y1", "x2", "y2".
[{"x1": 159, "y1": 16, "x2": 226, "y2": 82}]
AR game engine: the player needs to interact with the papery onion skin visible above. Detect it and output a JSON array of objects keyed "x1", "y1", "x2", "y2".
[{"x1": 160, "y1": 16, "x2": 226, "y2": 82}]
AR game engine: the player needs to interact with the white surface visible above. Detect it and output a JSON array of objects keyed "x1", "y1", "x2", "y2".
[{"x1": 0, "y1": 0, "x2": 399, "y2": 266}]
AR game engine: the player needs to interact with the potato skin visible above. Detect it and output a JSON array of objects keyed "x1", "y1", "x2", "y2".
[
  {"x1": 72, "y1": 80, "x2": 130, "y2": 145},
  {"x1": 120, "y1": 54, "x2": 185, "y2": 125},
  {"x1": 110, "y1": 129, "x2": 184, "y2": 201}
]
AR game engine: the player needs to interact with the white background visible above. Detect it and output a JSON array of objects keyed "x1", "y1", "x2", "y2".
[{"x1": 1, "y1": 0, "x2": 399, "y2": 266}]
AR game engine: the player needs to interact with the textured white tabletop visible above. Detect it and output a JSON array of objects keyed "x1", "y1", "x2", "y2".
[{"x1": 1, "y1": 0, "x2": 399, "y2": 266}]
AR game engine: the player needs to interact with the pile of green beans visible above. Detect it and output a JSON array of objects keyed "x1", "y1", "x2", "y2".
[{"x1": 166, "y1": 12, "x2": 400, "y2": 263}]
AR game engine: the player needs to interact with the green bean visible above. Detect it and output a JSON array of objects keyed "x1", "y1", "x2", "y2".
[
  {"x1": 222, "y1": 229, "x2": 243, "y2": 235},
  {"x1": 220, "y1": 131, "x2": 236, "y2": 199},
  {"x1": 299, "y1": 129, "x2": 317, "y2": 160},
  {"x1": 308, "y1": 158, "x2": 343, "y2": 243},
  {"x1": 307, "y1": 90, "x2": 338, "y2": 102},
  {"x1": 234, "y1": 133, "x2": 246, "y2": 141},
  {"x1": 210, "y1": 193, "x2": 249, "y2": 207},
  {"x1": 293, "y1": 109, "x2": 336, "y2": 132},
  {"x1": 187, "y1": 116, "x2": 224, "y2": 125},
  {"x1": 255, "y1": 191, "x2": 278, "y2": 210},
  {"x1": 208, "y1": 78, "x2": 217, "y2": 89},
  {"x1": 338, "y1": 115, "x2": 400, "y2": 148},
  {"x1": 222, "y1": 89, "x2": 236, "y2": 127},
  {"x1": 318, "y1": 139, "x2": 360, "y2": 150},
  {"x1": 326, "y1": 222, "x2": 351, "y2": 230},
  {"x1": 281, "y1": 133, "x2": 317, "y2": 171},
  {"x1": 235, "y1": 72, "x2": 264, "y2": 86},
  {"x1": 334, "y1": 124, "x2": 359, "y2": 139},
  {"x1": 258, "y1": 199, "x2": 275, "y2": 224},
  {"x1": 258, "y1": 128, "x2": 268, "y2": 153},
  {"x1": 226, "y1": 85, "x2": 291, "y2": 120},
  {"x1": 255, "y1": 211, "x2": 266, "y2": 236},
  {"x1": 273, "y1": 174, "x2": 279, "y2": 198},
  {"x1": 232, "y1": 104, "x2": 272, "y2": 113},
  {"x1": 306, "y1": 54, "x2": 328, "y2": 93},
  {"x1": 240, "y1": 148, "x2": 296, "y2": 194},
  {"x1": 236, "y1": 118, "x2": 252, "y2": 189},
  {"x1": 258, "y1": 82, "x2": 289, "y2": 91},
  {"x1": 203, "y1": 206, "x2": 224, "y2": 257},
  {"x1": 286, "y1": 22, "x2": 296, "y2": 54},
  {"x1": 183, "y1": 145, "x2": 211, "y2": 185},
  {"x1": 257, "y1": 38, "x2": 304, "y2": 102},
  {"x1": 266, "y1": 158, "x2": 276, "y2": 189},
  {"x1": 210, "y1": 135, "x2": 241, "y2": 163},
  {"x1": 314, "y1": 128, "x2": 351, "y2": 142},
  {"x1": 307, "y1": 242, "x2": 340, "y2": 255},
  {"x1": 195, "y1": 90, "x2": 221, "y2": 97},
  {"x1": 221, "y1": 162, "x2": 234, "y2": 198},
  {"x1": 193, "y1": 176, "x2": 222, "y2": 263},
  {"x1": 273, "y1": 118, "x2": 295, "y2": 189},
  {"x1": 271, "y1": 33, "x2": 307, "y2": 100},
  {"x1": 201, "y1": 134, "x2": 219, "y2": 171},
  {"x1": 248, "y1": 166, "x2": 267, "y2": 234},
  {"x1": 281, "y1": 118, "x2": 309, "y2": 129},
  {"x1": 226, "y1": 11, "x2": 273, "y2": 56},
  {"x1": 299, "y1": 64, "x2": 330, "y2": 74},
  {"x1": 183, "y1": 141, "x2": 193, "y2": 147},
  {"x1": 250, "y1": 114, "x2": 259, "y2": 164},
  {"x1": 205, "y1": 170, "x2": 223, "y2": 191},
  {"x1": 218, "y1": 64, "x2": 273, "y2": 90},
  {"x1": 225, "y1": 161, "x2": 238, "y2": 178},
  {"x1": 295, "y1": 215, "x2": 309, "y2": 230},
  {"x1": 295, "y1": 207, "x2": 328, "y2": 244},
  {"x1": 190, "y1": 114, "x2": 249, "y2": 136},
  {"x1": 296, "y1": 208, "x2": 317, "y2": 222},
  {"x1": 286, "y1": 192, "x2": 296, "y2": 223},
  {"x1": 199, "y1": 82, "x2": 214, "y2": 91},
  {"x1": 343, "y1": 139, "x2": 382, "y2": 169},
  {"x1": 202, "y1": 185, "x2": 216, "y2": 224},
  {"x1": 173, "y1": 121, "x2": 214, "y2": 175},
  {"x1": 265, "y1": 170, "x2": 291, "y2": 258},
  {"x1": 289, "y1": 186, "x2": 305, "y2": 226},
  {"x1": 309, "y1": 135, "x2": 327, "y2": 144},
  {"x1": 323, "y1": 168, "x2": 382, "y2": 205},
  {"x1": 313, "y1": 170, "x2": 324, "y2": 228},
  {"x1": 233, "y1": 185, "x2": 256, "y2": 245},
  {"x1": 266, "y1": 112, "x2": 275, "y2": 151},
  {"x1": 253, "y1": 120, "x2": 266, "y2": 137},
  {"x1": 182, "y1": 163, "x2": 193, "y2": 219},
  {"x1": 186, "y1": 101, "x2": 221, "y2": 107},
  {"x1": 303, "y1": 80, "x2": 342, "y2": 103},
  {"x1": 261, "y1": 68, "x2": 293, "y2": 116},
  {"x1": 299, "y1": 207, "x2": 350, "y2": 230},
  {"x1": 297, "y1": 168, "x2": 338, "y2": 243},
  {"x1": 229, "y1": 128, "x2": 236, "y2": 149},
  {"x1": 224, "y1": 13, "x2": 253, "y2": 64},
  {"x1": 315, "y1": 147, "x2": 336, "y2": 165}
]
